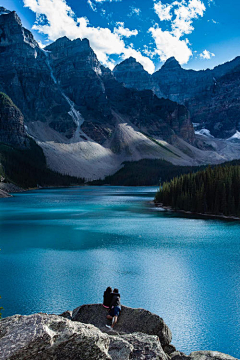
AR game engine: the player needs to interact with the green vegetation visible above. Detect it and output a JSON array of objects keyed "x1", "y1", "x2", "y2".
[
  {"x1": 141, "y1": 132, "x2": 180, "y2": 157},
  {"x1": 91, "y1": 159, "x2": 204, "y2": 186},
  {"x1": 0, "y1": 92, "x2": 19, "y2": 109},
  {"x1": 155, "y1": 164, "x2": 240, "y2": 217},
  {"x1": 0, "y1": 139, "x2": 84, "y2": 188}
]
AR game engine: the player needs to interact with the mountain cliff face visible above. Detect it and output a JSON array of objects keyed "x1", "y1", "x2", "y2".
[
  {"x1": 113, "y1": 57, "x2": 163, "y2": 97},
  {"x1": 0, "y1": 10, "x2": 76, "y2": 138},
  {"x1": 101, "y1": 68, "x2": 194, "y2": 145},
  {"x1": 114, "y1": 56, "x2": 240, "y2": 138},
  {"x1": 0, "y1": 92, "x2": 29, "y2": 148}
]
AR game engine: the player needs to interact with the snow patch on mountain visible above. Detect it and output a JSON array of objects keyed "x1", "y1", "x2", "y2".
[
  {"x1": 227, "y1": 131, "x2": 240, "y2": 141},
  {"x1": 195, "y1": 128, "x2": 214, "y2": 138}
]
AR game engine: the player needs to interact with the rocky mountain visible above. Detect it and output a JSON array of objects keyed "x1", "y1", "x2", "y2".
[
  {"x1": 0, "y1": 10, "x2": 76, "y2": 138},
  {"x1": 1, "y1": 8, "x2": 240, "y2": 182},
  {"x1": 0, "y1": 92, "x2": 29, "y2": 148},
  {"x1": 114, "y1": 56, "x2": 240, "y2": 139},
  {"x1": 0, "y1": 304, "x2": 238, "y2": 360},
  {"x1": 0, "y1": 8, "x2": 199, "y2": 180},
  {"x1": 113, "y1": 57, "x2": 163, "y2": 97}
]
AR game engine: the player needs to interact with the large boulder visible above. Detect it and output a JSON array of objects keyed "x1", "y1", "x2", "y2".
[
  {"x1": 0, "y1": 310, "x2": 238, "y2": 360},
  {"x1": 120, "y1": 333, "x2": 168, "y2": 360},
  {"x1": 71, "y1": 304, "x2": 172, "y2": 347},
  {"x1": 190, "y1": 352, "x2": 238, "y2": 360},
  {"x1": 0, "y1": 313, "x2": 110, "y2": 360},
  {"x1": 170, "y1": 351, "x2": 238, "y2": 360},
  {"x1": 108, "y1": 332, "x2": 169, "y2": 360}
]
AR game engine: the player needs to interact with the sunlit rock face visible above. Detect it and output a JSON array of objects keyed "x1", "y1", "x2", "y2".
[{"x1": 114, "y1": 56, "x2": 240, "y2": 139}]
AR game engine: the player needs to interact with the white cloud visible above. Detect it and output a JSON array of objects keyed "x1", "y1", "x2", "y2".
[
  {"x1": 200, "y1": 49, "x2": 215, "y2": 59},
  {"x1": 154, "y1": 2, "x2": 172, "y2": 21},
  {"x1": 207, "y1": 0, "x2": 215, "y2": 6},
  {"x1": 128, "y1": 7, "x2": 141, "y2": 17},
  {"x1": 151, "y1": 0, "x2": 206, "y2": 64},
  {"x1": 149, "y1": 26, "x2": 192, "y2": 64},
  {"x1": 94, "y1": 0, "x2": 122, "y2": 2},
  {"x1": 114, "y1": 22, "x2": 138, "y2": 38},
  {"x1": 23, "y1": 0, "x2": 154, "y2": 73},
  {"x1": 172, "y1": 0, "x2": 205, "y2": 38},
  {"x1": 87, "y1": 0, "x2": 97, "y2": 12}
]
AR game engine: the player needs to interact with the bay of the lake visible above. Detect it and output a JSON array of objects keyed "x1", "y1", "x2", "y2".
[{"x1": 0, "y1": 186, "x2": 239, "y2": 357}]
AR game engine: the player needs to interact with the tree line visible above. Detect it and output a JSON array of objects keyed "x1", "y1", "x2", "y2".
[{"x1": 155, "y1": 164, "x2": 240, "y2": 217}]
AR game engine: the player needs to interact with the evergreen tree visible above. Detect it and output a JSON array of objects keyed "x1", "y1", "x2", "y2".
[{"x1": 155, "y1": 164, "x2": 240, "y2": 218}]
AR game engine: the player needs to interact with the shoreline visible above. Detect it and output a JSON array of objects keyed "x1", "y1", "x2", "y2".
[
  {"x1": 154, "y1": 202, "x2": 240, "y2": 221},
  {"x1": 0, "y1": 183, "x2": 88, "y2": 198}
]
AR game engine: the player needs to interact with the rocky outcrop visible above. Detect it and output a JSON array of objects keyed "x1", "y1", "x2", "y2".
[
  {"x1": 0, "y1": 93, "x2": 29, "y2": 148},
  {"x1": 0, "y1": 306, "x2": 238, "y2": 360},
  {"x1": 71, "y1": 304, "x2": 172, "y2": 347},
  {"x1": 171, "y1": 351, "x2": 238, "y2": 360},
  {"x1": 114, "y1": 56, "x2": 240, "y2": 139},
  {"x1": 0, "y1": 10, "x2": 75, "y2": 137},
  {"x1": 0, "y1": 182, "x2": 24, "y2": 193},
  {"x1": 0, "y1": 189, "x2": 11, "y2": 198},
  {"x1": 0, "y1": 313, "x2": 110, "y2": 360},
  {"x1": 113, "y1": 57, "x2": 163, "y2": 97}
]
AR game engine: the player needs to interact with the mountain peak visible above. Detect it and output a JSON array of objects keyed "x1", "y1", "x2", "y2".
[
  {"x1": 161, "y1": 57, "x2": 181, "y2": 70},
  {"x1": 125, "y1": 56, "x2": 137, "y2": 64},
  {"x1": 114, "y1": 57, "x2": 145, "y2": 73},
  {"x1": 45, "y1": 37, "x2": 92, "y2": 55},
  {"x1": 46, "y1": 36, "x2": 71, "y2": 50},
  {"x1": 0, "y1": 7, "x2": 11, "y2": 15}
]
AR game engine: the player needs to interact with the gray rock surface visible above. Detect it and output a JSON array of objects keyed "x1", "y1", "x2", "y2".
[
  {"x1": 0, "y1": 189, "x2": 11, "y2": 198},
  {"x1": 170, "y1": 351, "x2": 238, "y2": 360},
  {"x1": 108, "y1": 335, "x2": 134, "y2": 360},
  {"x1": 121, "y1": 332, "x2": 168, "y2": 360},
  {"x1": 190, "y1": 351, "x2": 238, "y2": 360},
  {"x1": 0, "y1": 313, "x2": 110, "y2": 360},
  {"x1": 0, "y1": 183, "x2": 24, "y2": 193},
  {"x1": 0, "y1": 307, "x2": 238, "y2": 360},
  {"x1": 71, "y1": 304, "x2": 172, "y2": 347}
]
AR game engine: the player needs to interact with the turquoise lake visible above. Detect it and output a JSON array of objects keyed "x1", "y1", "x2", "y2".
[{"x1": 0, "y1": 186, "x2": 240, "y2": 357}]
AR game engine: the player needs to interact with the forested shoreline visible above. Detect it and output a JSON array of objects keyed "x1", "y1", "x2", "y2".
[{"x1": 155, "y1": 165, "x2": 240, "y2": 217}]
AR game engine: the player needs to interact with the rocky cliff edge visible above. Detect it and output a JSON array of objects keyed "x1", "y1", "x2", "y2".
[{"x1": 0, "y1": 304, "x2": 238, "y2": 360}]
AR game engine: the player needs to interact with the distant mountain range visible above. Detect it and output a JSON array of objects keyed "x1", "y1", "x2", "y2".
[
  {"x1": 1, "y1": 7, "x2": 240, "y2": 184},
  {"x1": 114, "y1": 55, "x2": 240, "y2": 139}
]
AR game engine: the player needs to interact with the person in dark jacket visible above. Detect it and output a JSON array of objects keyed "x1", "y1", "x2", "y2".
[
  {"x1": 106, "y1": 288, "x2": 121, "y2": 329},
  {"x1": 103, "y1": 287, "x2": 113, "y2": 308}
]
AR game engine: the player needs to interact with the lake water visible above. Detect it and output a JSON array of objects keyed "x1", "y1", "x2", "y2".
[{"x1": 0, "y1": 186, "x2": 240, "y2": 358}]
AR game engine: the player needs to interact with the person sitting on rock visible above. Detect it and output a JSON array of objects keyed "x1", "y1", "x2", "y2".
[
  {"x1": 106, "y1": 288, "x2": 121, "y2": 329},
  {"x1": 103, "y1": 286, "x2": 113, "y2": 308}
]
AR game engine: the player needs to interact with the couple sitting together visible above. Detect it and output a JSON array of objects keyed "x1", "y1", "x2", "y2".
[{"x1": 103, "y1": 287, "x2": 121, "y2": 329}]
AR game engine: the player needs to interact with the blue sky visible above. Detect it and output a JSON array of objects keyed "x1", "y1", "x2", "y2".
[{"x1": 2, "y1": 0, "x2": 240, "y2": 73}]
